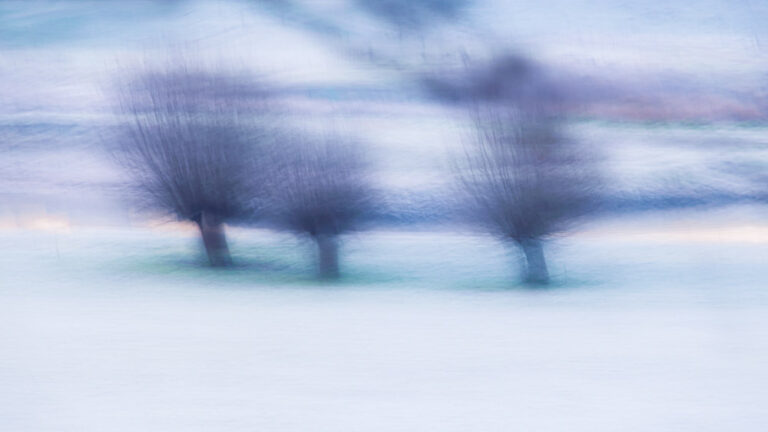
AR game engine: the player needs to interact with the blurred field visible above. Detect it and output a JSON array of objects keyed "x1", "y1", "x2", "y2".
[{"x1": 2, "y1": 213, "x2": 768, "y2": 431}]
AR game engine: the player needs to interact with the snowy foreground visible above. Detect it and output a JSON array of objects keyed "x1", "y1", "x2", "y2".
[{"x1": 2, "y1": 219, "x2": 768, "y2": 431}]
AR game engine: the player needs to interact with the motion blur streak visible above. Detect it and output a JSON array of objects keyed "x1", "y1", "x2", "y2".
[{"x1": 1, "y1": 1, "x2": 768, "y2": 431}]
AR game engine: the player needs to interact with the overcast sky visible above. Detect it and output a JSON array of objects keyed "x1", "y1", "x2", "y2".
[{"x1": 1, "y1": 0, "x2": 766, "y2": 116}]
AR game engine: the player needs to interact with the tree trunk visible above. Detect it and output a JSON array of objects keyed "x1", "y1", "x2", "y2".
[
  {"x1": 315, "y1": 234, "x2": 340, "y2": 279},
  {"x1": 196, "y1": 211, "x2": 232, "y2": 267},
  {"x1": 519, "y1": 238, "x2": 549, "y2": 285}
]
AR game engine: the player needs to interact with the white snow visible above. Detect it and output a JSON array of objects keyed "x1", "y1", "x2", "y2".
[{"x1": 1, "y1": 218, "x2": 767, "y2": 431}]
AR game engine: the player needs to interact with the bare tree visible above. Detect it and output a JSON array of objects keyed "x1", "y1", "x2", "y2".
[
  {"x1": 459, "y1": 102, "x2": 597, "y2": 285},
  {"x1": 265, "y1": 133, "x2": 374, "y2": 279},
  {"x1": 113, "y1": 65, "x2": 271, "y2": 266}
]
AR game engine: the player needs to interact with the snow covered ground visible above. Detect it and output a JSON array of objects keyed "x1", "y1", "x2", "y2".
[{"x1": 2, "y1": 213, "x2": 768, "y2": 431}]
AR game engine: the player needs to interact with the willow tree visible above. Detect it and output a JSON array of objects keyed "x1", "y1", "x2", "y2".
[
  {"x1": 114, "y1": 65, "x2": 270, "y2": 266},
  {"x1": 459, "y1": 104, "x2": 597, "y2": 285},
  {"x1": 265, "y1": 133, "x2": 374, "y2": 279}
]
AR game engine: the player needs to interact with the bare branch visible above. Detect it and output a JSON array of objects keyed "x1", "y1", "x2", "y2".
[
  {"x1": 265, "y1": 131, "x2": 375, "y2": 278},
  {"x1": 111, "y1": 61, "x2": 274, "y2": 266}
]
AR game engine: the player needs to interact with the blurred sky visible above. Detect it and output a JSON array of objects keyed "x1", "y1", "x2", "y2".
[
  {"x1": 2, "y1": 0, "x2": 768, "y2": 228},
  {"x1": 1, "y1": 0, "x2": 767, "y2": 117}
]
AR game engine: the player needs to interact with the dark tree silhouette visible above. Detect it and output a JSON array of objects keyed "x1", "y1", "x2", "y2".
[
  {"x1": 459, "y1": 101, "x2": 598, "y2": 285},
  {"x1": 113, "y1": 65, "x2": 270, "y2": 266},
  {"x1": 265, "y1": 133, "x2": 374, "y2": 279}
]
